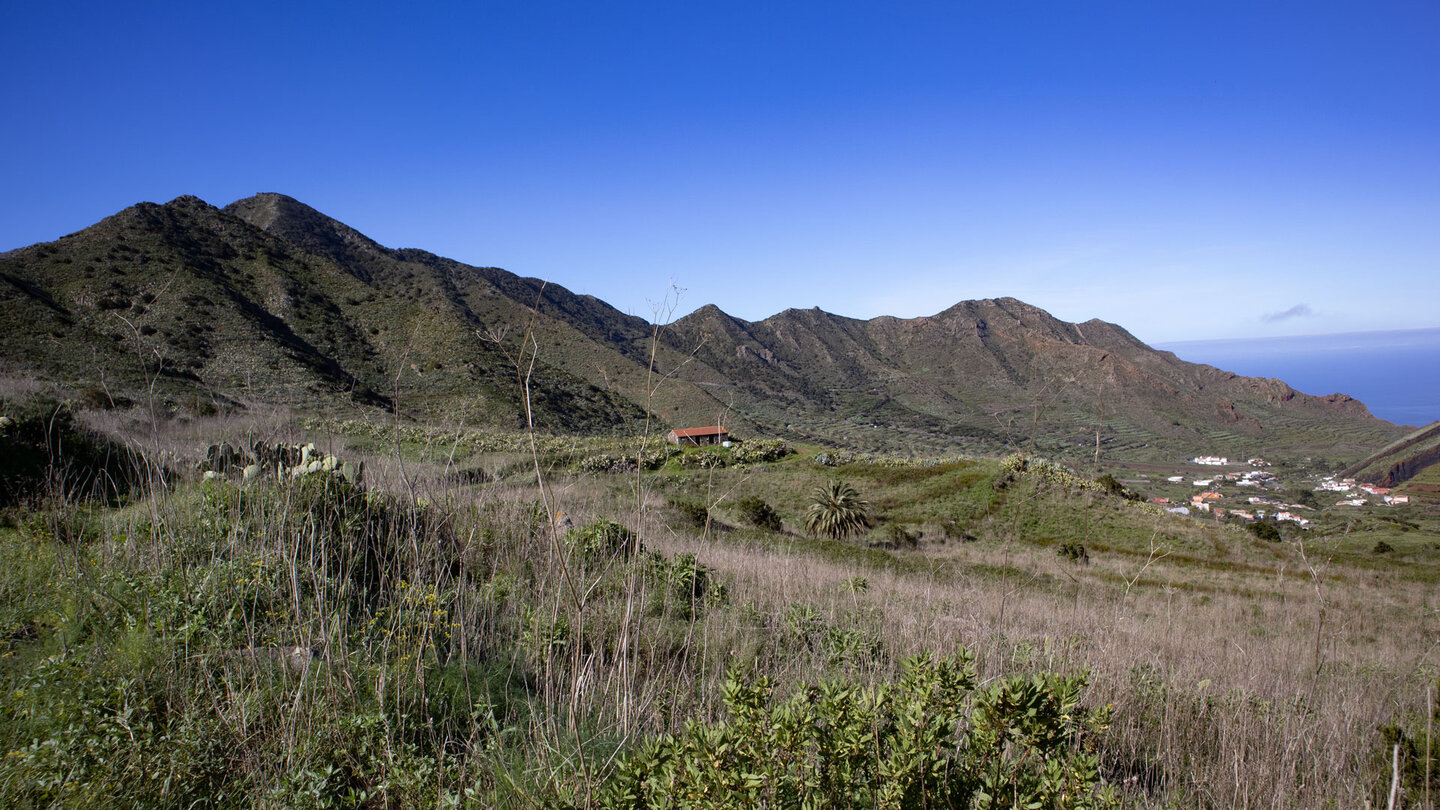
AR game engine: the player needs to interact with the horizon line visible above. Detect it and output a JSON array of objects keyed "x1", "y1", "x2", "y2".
[{"x1": 1156, "y1": 325, "x2": 1440, "y2": 348}]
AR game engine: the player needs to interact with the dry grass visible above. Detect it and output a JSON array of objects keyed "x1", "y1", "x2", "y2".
[
  {"x1": 526, "y1": 465, "x2": 1434, "y2": 808},
  {"x1": 306, "y1": 428, "x2": 1440, "y2": 806},
  {"x1": 4, "y1": 395, "x2": 1435, "y2": 807}
]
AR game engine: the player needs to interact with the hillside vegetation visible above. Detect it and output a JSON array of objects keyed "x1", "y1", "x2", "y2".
[
  {"x1": 2, "y1": 192, "x2": 1432, "y2": 806},
  {"x1": 1, "y1": 193, "x2": 1406, "y2": 463},
  {"x1": 1340, "y1": 421, "x2": 1440, "y2": 487},
  {"x1": 1, "y1": 389, "x2": 1436, "y2": 807}
]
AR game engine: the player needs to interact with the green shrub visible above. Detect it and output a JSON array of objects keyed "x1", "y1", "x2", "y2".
[
  {"x1": 867, "y1": 522, "x2": 918, "y2": 549},
  {"x1": 643, "y1": 551, "x2": 728, "y2": 620},
  {"x1": 1, "y1": 652, "x2": 233, "y2": 808},
  {"x1": 1247, "y1": 522, "x2": 1282, "y2": 542},
  {"x1": 1096, "y1": 472, "x2": 1137, "y2": 499},
  {"x1": 820, "y1": 620, "x2": 885, "y2": 668},
  {"x1": 282, "y1": 474, "x2": 417, "y2": 605},
  {"x1": 0, "y1": 400, "x2": 147, "y2": 507},
  {"x1": 568, "y1": 518, "x2": 637, "y2": 561},
  {"x1": 596, "y1": 650, "x2": 1118, "y2": 808},
  {"x1": 734, "y1": 496, "x2": 782, "y2": 532},
  {"x1": 520, "y1": 603, "x2": 572, "y2": 669},
  {"x1": 731, "y1": 439, "x2": 793, "y2": 465},
  {"x1": 579, "y1": 445, "x2": 681, "y2": 473},
  {"x1": 578, "y1": 452, "x2": 635, "y2": 473},
  {"x1": 642, "y1": 445, "x2": 682, "y2": 468},
  {"x1": 677, "y1": 446, "x2": 730, "y2": 469},
  {"x1": 1376, "y1": 681, "x2": 1440, "y2": 805},
  {"x1": 784, "y1": 602, "x2": 826, "y2": 641},
  {"x1": 668, "y1": 499, "x2": 710, "y2": 529},
  {"x1": 940, "y1": 520, "x2": 978, "y2": 542}
]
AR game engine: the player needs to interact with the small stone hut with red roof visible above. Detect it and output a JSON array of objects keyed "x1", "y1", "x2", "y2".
[{"x1": 666, "y1": 425, "x2": 729, "y2": 446}]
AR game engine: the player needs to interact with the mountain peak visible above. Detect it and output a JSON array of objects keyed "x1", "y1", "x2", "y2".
[
  {"x1": 224, "y1": 193, "x2": 387, "y2": 265},
  {"x1": 163, "y1": 194, "x2": 212, "y2": 209},
  {"x1": 243, "y1": 191, "x2": 301, "y2": 204},
  {"x1": 225, "y1": 192, "x2": 336, "y2": 230}
]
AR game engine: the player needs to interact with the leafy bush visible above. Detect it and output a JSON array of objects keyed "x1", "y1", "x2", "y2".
[
  {"x1": 1, "y1": 652, "x2": 233, "y2": 808},
  {"x1": 731, "y1": 439, "x2": 793, "y2": 465},
  {"x1": 1373, "y1": 540, "x2": 1395, "y2": 554},
  {"x1": 668, "y1": 498, "x2": 710, "y2": 529},
  {"x1": 939, "y1": 519, "x2": 978, "y2": 542},
  {"x1": 999, "y1": 456, "x2": 1154, "y2": 512},
  {"x1": 641, "y1": 446, "x2": 682, "y2": 469},
  {"x1": 596, "y1": 650, "x2": 1118, "y2": 808},
  {"x1": 867, "y1": 522, "x2": 919, "y2": 549},
  {"x1": 577, "y1": 446, "x2": 679, "y2": 473},
  {"x1": 677, "y1": 446, "x2": 730, "y2": 469},
  {"x1": 734, "y1": 496, "x2": 782, "y2": 532},
  {"x1": 813, "y1": 451, "x2": 855, "y2": 468},
  {"x1": 784, "y1": 602, "x2": 826, "y2": 641},
  {"x1": 278, "y1": 473, "x2": 429, "y2": 606},
  {"x1": 1247, "y1": 521, "x2": 1282, "y2": 542},
  {"x1": 521, "y1": 604, "x2": 571, "y2": 669},
  {"x1": 643, "y1": 551, "x2": 728, "y2": 620},
  {"x1": 568, "y1": 518, "x2": 637, "y2": 561},
  {"x1": 820, "y1": 621, "x2": 886, "y2": 668},
  {"x1": 577, "y1": 452, "x2": 636, "y2": 474},
  {"x1": 0, "y1": 400, "x2": 147, "y2": 507},
  {"x1": 1095, "y1": 472, "x2": 1139, "y2": 499}
]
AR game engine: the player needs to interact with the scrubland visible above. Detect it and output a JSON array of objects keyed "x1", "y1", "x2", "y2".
[{"x1": 1, "y1": 396, "x2": 1437, "y2": 808}]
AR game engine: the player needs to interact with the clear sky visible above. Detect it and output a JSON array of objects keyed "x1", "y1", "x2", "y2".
[{"x1": 3, "y1": 1, "x2": 1437, "y2": 343}]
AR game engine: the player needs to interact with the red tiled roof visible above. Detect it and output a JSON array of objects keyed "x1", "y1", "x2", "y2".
[{"x1": 669, "y1": 426, "x2": 728, "y2": 438}]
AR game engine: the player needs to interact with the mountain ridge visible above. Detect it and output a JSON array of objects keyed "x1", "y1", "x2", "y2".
[{"x1": 0, "y1": 193, "x2": 1405, "y2": 461}]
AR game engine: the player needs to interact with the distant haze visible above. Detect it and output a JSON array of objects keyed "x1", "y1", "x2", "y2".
[{"x1": 1158, "y1": 328, "x2": 1440, "y2": 426}]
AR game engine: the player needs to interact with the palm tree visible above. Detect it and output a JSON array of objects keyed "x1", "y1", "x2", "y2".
[{"x1": 804, "y1": 480, "x2": 870, "y2": 540}]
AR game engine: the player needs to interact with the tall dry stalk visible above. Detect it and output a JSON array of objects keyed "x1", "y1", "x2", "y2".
[
  {"x1": 615, "y1": 285, "x2": 708, "y2": 737},
  {"x1": 483, "y1": 281, "x2": 598, "y2": 802}
]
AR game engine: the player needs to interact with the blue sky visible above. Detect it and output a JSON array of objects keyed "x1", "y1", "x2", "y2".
[{"x1": 3, "y1": 1, "x2": 1438, "y2": 343}]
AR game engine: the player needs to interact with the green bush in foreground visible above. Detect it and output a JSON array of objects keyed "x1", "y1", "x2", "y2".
[
  {"x1": 568, "y1": 518, "x2": 638, "y2": 561},
  {"x1": 597, "y1": 650, "x2": 1117, "y2": 809}
]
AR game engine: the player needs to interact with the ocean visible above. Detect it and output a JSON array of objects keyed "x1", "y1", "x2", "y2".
[{"x1": 1156, "y1": 328, "x2": 1440, "y2": 428}]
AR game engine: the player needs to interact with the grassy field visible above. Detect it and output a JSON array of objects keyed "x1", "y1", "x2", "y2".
[{"x1": 1, "y1": 398, "x2": 1438, "y2": 807}]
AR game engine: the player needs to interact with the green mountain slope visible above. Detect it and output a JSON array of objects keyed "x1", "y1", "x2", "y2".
[
  {"x1": 1338, "y1": 421, "x2": 1440, "y2": 486},
  {"x1": 1, "y1": 193, "x2": 1407, "y2": 461},
  {"x1": 0, "y1": 195, "x2": 653, "y2": 431},
  {"x1": 663, "y1": 297, "x2": 1402, "y2": 461},
  {"x1": 223, "y1": 193, "x2": 742, "y2": 430}
]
